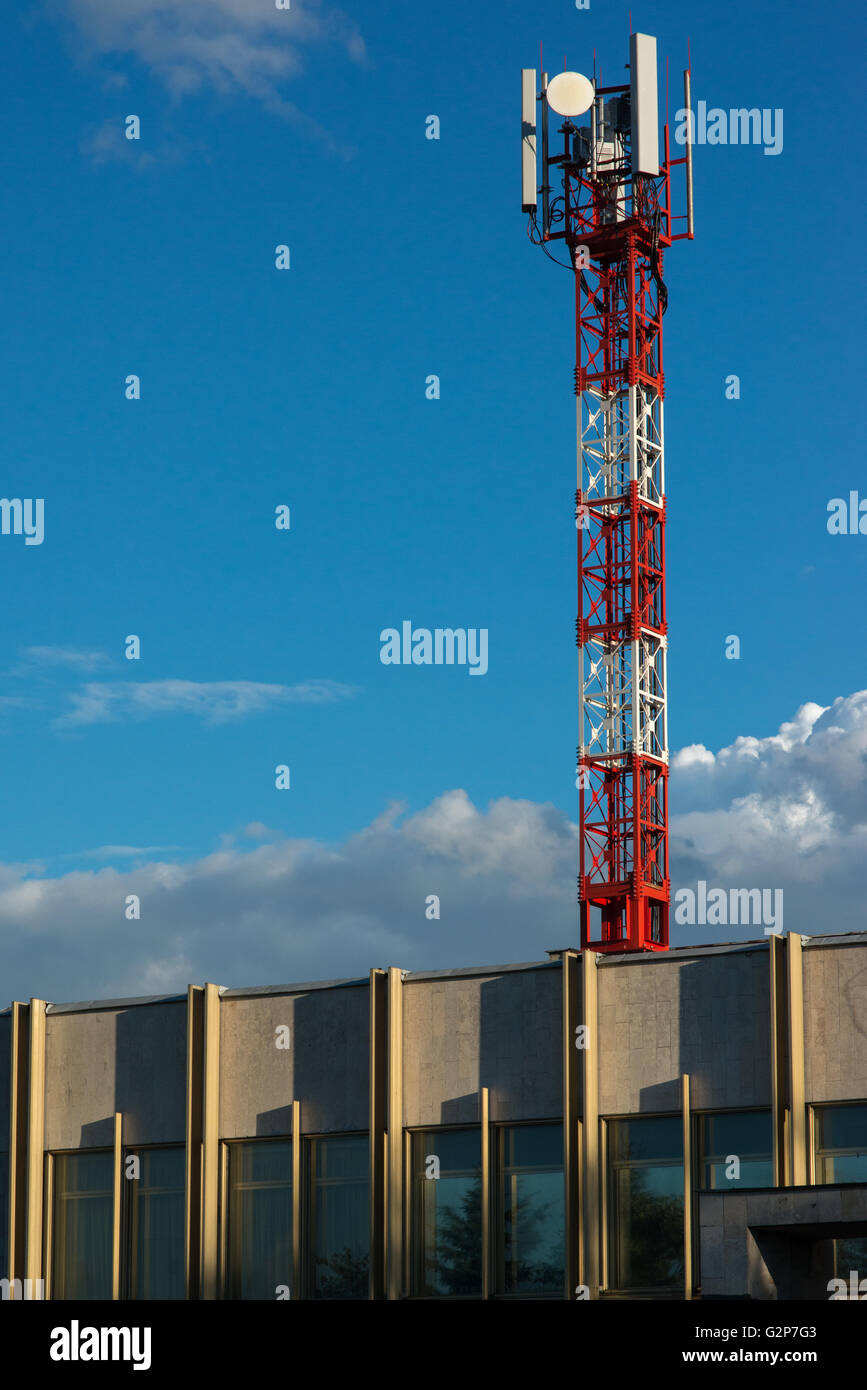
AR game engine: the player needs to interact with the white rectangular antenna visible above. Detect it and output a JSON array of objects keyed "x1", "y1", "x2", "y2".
[
  {"x1": 684, "y1": 68, "x2": 695, "y2": 236},
  {"x1": 521, "y1": 69, "x2": 537, "y2": 211},
  {"x1": 630, "y1": 33, "x2": 659, "y2": 177}
]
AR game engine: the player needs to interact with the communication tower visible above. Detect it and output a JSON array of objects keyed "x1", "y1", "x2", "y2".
[{"x1": 522, "y1": 35, "x2": 694, "y2": 952}]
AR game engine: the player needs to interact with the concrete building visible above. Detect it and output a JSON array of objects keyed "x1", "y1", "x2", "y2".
[{"x1": 1, "y1": 931, "x2": 866, "y2": 1300}]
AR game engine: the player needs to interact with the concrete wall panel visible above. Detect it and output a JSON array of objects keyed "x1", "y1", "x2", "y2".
[
  {"x1": 220, "y1": 986, "x2": 369, "y2": 1138},
  {"x1": 44, "y1": 1002, "x2": 186, "y2": 1150},
  {"x1": 597, "y1": 949, "x2": 772, "y2": 1115},
  {"x1": 804, "y1": 943, "x2": 867, "y2": 1103},
  {"x1": 402, "y1": 966, "x2": 562, "y2": 1128}
]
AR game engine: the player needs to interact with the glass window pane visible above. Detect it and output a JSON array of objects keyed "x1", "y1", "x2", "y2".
[
  {"x1": 608, "y1": 1116, "x2": 683, "y2": 1291},
  {"x1": 610, "y1": 1115, "x2": 683, "y2": 1165},
  {"x1": 127, "y1": 1147, "x2": 185, "y2": 1300},
  {"x1": 227, "y1": 1139, "x2": 292, "y2": 1300},
  {"x1": 0, "y1": 1149, "x2": 8, "y2": 1283},
  {"x1": 700, "y1": 1111, "x2": 773, "y2": 1190},
  {"x1": 53, "y1": 1151, "x2": 113, "y2": 1299},
  {"x1": 816, "y1": 1105, "x2": 867, "y2": 1184},
  {"x1": 308, "y1": 1135, "x2": 369, "y2": 1300},
  {"x1": 412, "y1": 1129, "x2": 482, "y2": 1297},
  {"x1": 499, "y1": 1123, "x2": 564, "y2": 1296},
  {"x1": 834, "y1": 1237, "x2": 867, "y2": 1280}
]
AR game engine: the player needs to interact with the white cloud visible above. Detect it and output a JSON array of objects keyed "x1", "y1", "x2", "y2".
[
  {"x1": 12, "y1": 645, "x2": 111, "y2": 674},
  {"x1": 670, "y1": 692, "x2": 867, "y2": 931},
  {"x1": 83, "y1": 845, "x2": 181, "y2": 859},
  {"x1": 2, "y1": 692, "x2": 866, "y2": 1005},
  {"x1": 0, "y1": 791, "x2": 577, "y2": 1003},
  {"x1": 242, "y1": 822, "x2": 277, "y2": 840},
  {"x1": 56, "y1": 677, "x2": 357, "y2": 726},
  {"x1": 79, "y1": 116, "x2": 157, "y2": 167},
  {"x1": 61, "y1": 0, "x2": 365, "y2": 134},
  {"x1": 0, "y1": 696, "x2": 39, "y2": 714}
]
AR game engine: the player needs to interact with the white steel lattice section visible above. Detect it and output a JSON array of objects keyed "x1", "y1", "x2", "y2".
[
  {"x1": 636, "y1": 633, "x2": 668, "y2": 762},
  {"x1": 582, "y1": 386, "x2": 664, "y2": 502},
  {"x1": 582, "y1": 389, "x2": 631, "y2": 499},
  {"x1": 579, "y1": 639, "x2": 633, "y2": 756},
  {"x1": 579, "y1": 382, "x2": 668, "y2": 767},
  {"x1": 632, "y1": 384, "x2": 664, "y2": 505}
]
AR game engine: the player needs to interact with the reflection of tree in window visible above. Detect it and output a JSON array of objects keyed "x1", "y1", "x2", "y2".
[
  {"x1": 834, "y1": 1236, "x2": 867, "y2": 1280},
  {"x1": 609, "y1": 1116, "x2": 683, "y2": 1292},
  {"x1": 435, "y1": 1175, "x2": 483, "y2": 1296},
  {"x1": 502, "y1": 1185, "x2": 562, "y2": 1292},
  {"x1": 412, "y1": 1129, "x2": 482, "y2": 1297},
  {"x1": 614, "y1": 1164, "x2": 683, "y2": 1288},
  {"x1": 314, "y1": 1247, "x2": 370, "y2": 1298},
  {"x1": 499, "y1": 1124, "x2": 565, "y2": 1296}
]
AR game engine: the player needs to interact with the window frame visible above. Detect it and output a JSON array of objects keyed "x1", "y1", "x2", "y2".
[
  {"x1": 48, "y1": 1146, "x2": 115, "y2": 1301},
  {"x1": 221, "y1": 1134, "x2": 295, "y2": 1301},
  {"x1": 811, "y1": 1101, "x2": 867, "y2": 1186},
  {"x1": 122, "y1": 1141, "x2": 186, "y2": 1301},
  {"x1": 492, "y1": 1118, "x2": 565, "y2": 1300},
  {"x1": 692, "y1": 1106, "x2": 775, "y2": 1193},
  {"x1": 603, "y1": 1111, "x2": 685, "y2": 1297},
  {"x1": 407, "y1": 1123, "x2": 483, "y2": 1300},
  {"x1": 303, "y1": 1129, "x2": 370, "y2": 1301}
]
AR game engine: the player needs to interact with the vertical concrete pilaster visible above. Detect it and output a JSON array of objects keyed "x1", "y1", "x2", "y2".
[
  {"x1": 787, "y1": 934, "x2": 807, "y2": 1185},
  {"x1": 768, "y1": 936, "x2": 788, "y2": 1186},
  {"x1": 111, "y1": 1111, "x2": 123, "y2": 1299},
  {"x1": 184, "y1": 984, "x2": 204, "y2": 1298},
  {"x1": 481, "y1": 1085, "x2": 491, "y2": 1299},
  {"x1": 562, "y1": 951, "x2": 580, "y2": 1298},
  {"x1": 200, "y1": 983, "x2": 221, "y2": 1298},
  {"x1": 580, "y1": 952, "x2": 599, "y2": 1296},
  {"x1": 682, "y1": 1073, "x2": 692, "y2": 1299},
  {"x1": 386, "y1": 967, "x2": 403, "y2": 1299},
  {"x1": 368, "y1": 968, "x2": 387, "y2": 1300},
  {"x1": 24, "y1": 999, "x2": 46, "y2": 1288},
  {"x1": 7, "y1": 1001, "x2": 29, "y2": 1289},
  {"x1": 291, "y1": 1098, "x2": 301, "y2": 1294}
]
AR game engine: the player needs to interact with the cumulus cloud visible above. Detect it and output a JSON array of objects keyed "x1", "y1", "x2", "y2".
[
  {"x1": 3, "y1": 692, "x2": 866, "y2": 1005},
  {"x1": 0, "y1": 791, "x2": 577, "y2": 1003},
  {"x1": 56, "y1": 677, "x2": 357, "y2": 726},
  {"x1": 61, "y1": 0, "x2": 365, "y2": 136},
  {"x1": 670, "y1": 692, "x2": 867, "y2": 931}
]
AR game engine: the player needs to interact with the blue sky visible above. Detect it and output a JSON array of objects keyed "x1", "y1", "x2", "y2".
[{"x1": 0, "y1": 0, "x2": 865, "y2": 1001}]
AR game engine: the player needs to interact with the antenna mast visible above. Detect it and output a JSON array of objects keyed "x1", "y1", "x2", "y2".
[{"x1": 522, "y1": 35, "x2": 694, "y2": 953}]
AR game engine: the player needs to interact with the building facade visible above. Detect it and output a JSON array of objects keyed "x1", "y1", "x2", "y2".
[{"x1": 1, "y1": 932, "x2": 866, "y2": 1299}]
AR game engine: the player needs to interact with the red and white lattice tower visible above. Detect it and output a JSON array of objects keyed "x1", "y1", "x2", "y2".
[{"x1": 522, "y1": 35, "x2": 693, "y2": 953}]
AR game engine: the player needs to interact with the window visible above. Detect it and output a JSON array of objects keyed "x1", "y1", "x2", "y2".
[
  {"x1": 496, "y1": 1123, "x2": 564, "y2": 1297},
  {"x1": 0, "y1": 1149, "x2": 8, "y2": 1283},
  {"x1": 815, "y1": 1105, "x2": 867, "y2": 1283},
  {"x1": 306, "y1": 1134, "x2": 369, "y2": 1299},
  {"x1": 697, "y1": 1111, "x2": 773, "y2": 1190},
  {"x1": 126, "y1": 1146, "x2": 185, "y2": 1300},
  {"x1": 52, "y1": 1150, "x2": 113, "y2": 1299},
  {"x1": 607, "y1": 1115, "x2": 684, "y2": 1292},
  {"x1": 411, "y1": 1128, "x2": 481, "y2": 1297},
  {"x1": 815, "y1": 1104, "x2": 867, "y2": 1184},
  {"x1": 226, "y1": 1139, "x2": 292, "y2": 1300}
]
